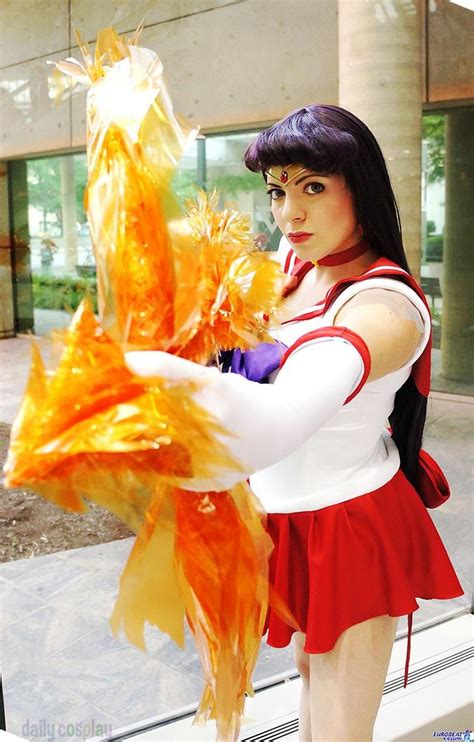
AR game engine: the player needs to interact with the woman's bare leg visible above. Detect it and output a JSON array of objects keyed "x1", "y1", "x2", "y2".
[
  {"x1": 292, "y1": 631, "x2": 311, "y2": 741},
  {"x1": 308, "y1": 614, "x2": 399, "y2": 741}
]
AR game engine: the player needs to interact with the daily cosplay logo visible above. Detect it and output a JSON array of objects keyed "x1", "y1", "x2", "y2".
[{"x1": 21, "y1": 717, "x2": 113, "y2": 740}]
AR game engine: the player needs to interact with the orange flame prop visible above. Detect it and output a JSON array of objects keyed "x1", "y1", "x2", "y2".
[{"x1": 5, "y1": 24, "x2": 299, "y2": 741}]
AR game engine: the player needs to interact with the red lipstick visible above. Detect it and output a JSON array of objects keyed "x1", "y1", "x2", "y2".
[{"x1": 287, "y1": 232, "x2": 313, "y2": 244}]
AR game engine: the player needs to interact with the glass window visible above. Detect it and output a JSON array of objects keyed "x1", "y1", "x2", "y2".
[
  {"x1": 421, "y1": 107, "x2": 474, "y2": 397},
  {"x1": 10, "y1": 121, "x2": 472, "y2": 399},
  {"x1": 9, "y1": 129, "x2": 279, "y2": 336},
  {"x1": 203, "y1": 131, "x2": 280, "y2": 252},
  {"x1": 172, "y1": 137, "x2": 199, "y2": 206},
  {"x1": 418, "y1": 106, "x2": 472, "y2": 637},
  {"x1": 175, "y1": 130, "x2": 280, "y2": 252},
  {"x1": 9, "y1": 153, "x2": 92, "y2": 336}
]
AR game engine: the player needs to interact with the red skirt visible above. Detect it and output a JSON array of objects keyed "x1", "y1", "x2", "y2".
[{"x1": 261, "y1": 467, "x2": 464, "y2": 688}]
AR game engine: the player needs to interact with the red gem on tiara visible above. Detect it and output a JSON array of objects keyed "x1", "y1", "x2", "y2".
[{"x1": 280, "y1": 171, "x2": 288, "y2": 183}]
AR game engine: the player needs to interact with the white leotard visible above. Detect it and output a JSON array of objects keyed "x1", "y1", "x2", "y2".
[{"x1": 248, "y1": 240, "x2": 431, "y2": 514}]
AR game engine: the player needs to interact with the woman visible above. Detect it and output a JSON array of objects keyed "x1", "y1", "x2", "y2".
[{"x1": 126, "y1": 105, "x2": 464, "y2": 741}]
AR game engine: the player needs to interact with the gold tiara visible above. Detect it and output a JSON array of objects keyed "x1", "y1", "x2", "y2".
[{"x1": 264, "y1": 165, "x2": 309, "y2": 185}]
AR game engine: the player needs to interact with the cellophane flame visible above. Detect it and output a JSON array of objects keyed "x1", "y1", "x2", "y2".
[
  {"x1": 3, "y1": 300, "x2": 245, "y2": 520},
  {"x1": 169, "y1": 190, "x2": 286, "y2": 363},
  {"x1": 3, "y1": 24, "x2": 297, "y2": 742}
]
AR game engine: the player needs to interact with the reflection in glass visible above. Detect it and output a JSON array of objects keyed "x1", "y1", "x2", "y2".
[
  {"x1": 422, "y1": 109, "x2": 474, "y2": 396},
  {"x1": 13, "y1": 153, "x2": 92, "y2": 336},
  {"x1": 205, "y1": 132, "x2": 279, "y2": 252},
  {"x1": 174, "y1": 131, "x2": 279, "y2": 252},
  {"x1": 9, "y1": 160, "x2": 34, "y2": 333}
]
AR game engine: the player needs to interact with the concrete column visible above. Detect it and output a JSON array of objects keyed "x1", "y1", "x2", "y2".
[
  {"x1": 338, "y1": 0, "x2": 423, "y2": 278},
  {"x1": 0, "y1": 162, "x2": 15, "y2": 338},
  {"x1": 440, "y1": 109, "x2": 474, "y2": 383},
  {"x1": 60, "y1": 156, "x2": 78, "y2": 273}
]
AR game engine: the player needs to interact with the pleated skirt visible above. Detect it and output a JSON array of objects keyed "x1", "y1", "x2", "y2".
[{"x1": 261, "y1": 467, "x2": 464, "y2": 684}]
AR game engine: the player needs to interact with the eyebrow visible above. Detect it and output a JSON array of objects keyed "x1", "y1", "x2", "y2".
[{"x1": 266, "y1": 173, "x2": 327, "y2": 189}]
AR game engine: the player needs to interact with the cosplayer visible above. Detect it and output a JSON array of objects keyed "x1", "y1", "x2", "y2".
[{"x1": 124, "y1": 104, "x2": 463, "y2": 741}]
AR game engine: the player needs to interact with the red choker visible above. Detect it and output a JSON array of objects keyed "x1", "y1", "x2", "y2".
[{"x1": 315, "y1": 237, "x2": 370, "y2": 266}]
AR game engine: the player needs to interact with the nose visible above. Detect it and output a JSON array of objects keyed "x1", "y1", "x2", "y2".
[{"x1": 281, "y1": 193, "x2": 305, "y2": 225}]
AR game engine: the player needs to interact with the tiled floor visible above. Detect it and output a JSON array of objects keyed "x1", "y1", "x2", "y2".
[
  {"x1": 110, "y1": 614, "x2": 474, "y2": 741},
  {"x1": 1, "y1": 335, "x2": 472, "y2": 740},
  {"x1": 1, "y1": 539, "x2": 297, "y2": 738},
  {"x1": 2, "y1": 505, "x2": 471, "y2": 739}
]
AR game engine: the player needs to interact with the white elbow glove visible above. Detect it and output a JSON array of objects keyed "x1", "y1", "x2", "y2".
[{"x1": 125, "y1": 329, "x2": 370, "y2": 491}]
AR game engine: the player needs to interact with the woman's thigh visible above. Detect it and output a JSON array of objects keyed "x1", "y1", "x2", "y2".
[{"x1": 308, "y1": 614, "x2": 399, "y2": 740}]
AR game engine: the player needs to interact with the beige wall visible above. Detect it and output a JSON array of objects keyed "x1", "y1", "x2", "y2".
[
  {"x1": 2, "y1": 0, "x2": 473, "y2": 160},
  {"x1": 0, "y1": 0, "x2": 338, "y2": 158},
  {"x1": 428, "y1": 0, "x2": 474, "y2": 103}
]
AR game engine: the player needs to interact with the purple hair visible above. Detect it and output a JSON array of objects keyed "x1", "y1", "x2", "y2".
[
  {"x1": 244, "y1": 104, "x2": 427, "y2": 490},
  {"x1": 244, "y1": 104, "x2": 411, "y2": 273}
]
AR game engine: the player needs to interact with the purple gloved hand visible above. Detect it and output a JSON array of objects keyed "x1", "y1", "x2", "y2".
[{"x1": 228, "y1": 341, "x2": 288, "y2": 382}]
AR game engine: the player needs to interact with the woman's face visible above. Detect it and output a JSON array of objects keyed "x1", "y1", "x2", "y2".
[{"x1": 265, "y1": 164, "x2": 361, "y2": 262}]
